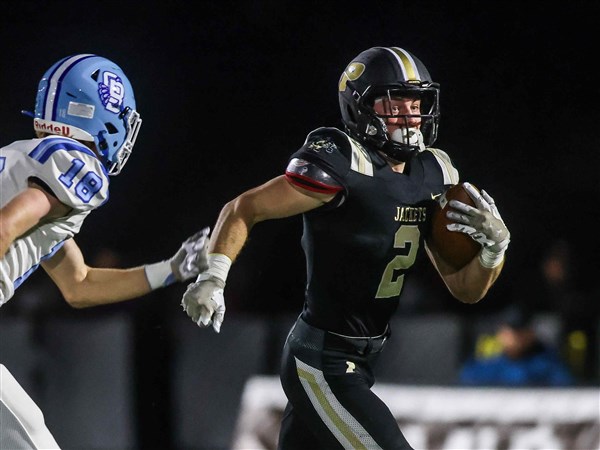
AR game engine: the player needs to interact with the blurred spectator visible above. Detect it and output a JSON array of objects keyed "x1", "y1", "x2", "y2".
[
  {"x1": 519, "y1": 238, "x2": 598, "y2": 383},
  {"x1": 459, "y1": 304, "x2": 575, "y2": 387}
]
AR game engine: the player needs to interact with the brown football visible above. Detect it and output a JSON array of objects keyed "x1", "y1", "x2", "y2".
[{"x1": 430, "y1": 182, "x2": 481, "y2": 270}]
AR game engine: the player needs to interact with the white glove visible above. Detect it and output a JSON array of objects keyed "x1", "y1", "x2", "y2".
[
  {"x1": 144, "y1": 227, "x2": 210, "y2": 290},
  {"x1": 170, "y1": 227, "x2": 211, "y2": 281},
  {"x1": 182, "y1": 274, "x2": 226, "y2": 332},
  {"x1": 181, "y1": 253, "x2": 232, "y2": 332},
  {"x1": 445, "y1": 182, "x2": 510, "y2": 268}
]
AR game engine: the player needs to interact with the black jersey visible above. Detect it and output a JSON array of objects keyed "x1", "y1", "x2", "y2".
[{"x1": 286, "y1": 127, "x2": 459, "y2": 336}]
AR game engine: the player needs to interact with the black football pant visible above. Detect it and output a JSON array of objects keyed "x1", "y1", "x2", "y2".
[{"x1": 277, "y1": 317, "x2": 413, "y2": 450}]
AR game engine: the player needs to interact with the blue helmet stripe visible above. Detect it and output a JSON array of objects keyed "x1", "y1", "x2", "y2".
[
  {"x1": 42, "y1": 54, "x2": 96, "y2": 121},
  {"x1": 40, "y1": 55, "x2": 70, "y2": 118}
]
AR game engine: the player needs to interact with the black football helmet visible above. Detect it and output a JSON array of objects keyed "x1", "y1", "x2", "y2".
[{"x1": 338, "y1": 46, "x2": 440, "y2": 162}]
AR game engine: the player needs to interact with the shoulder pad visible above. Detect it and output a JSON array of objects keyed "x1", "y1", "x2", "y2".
[
  {"x1": 346, "y1": 136, "x2": 374, "y2": 176},
  {"x1": 302, "y1": 127, "x2": 374, "y2": 176},
  {"x1": 303, "y1": 127, "x2": 347, "y2": 151},
  {"x1": 424, "y1": 147, "x2": 459, "y2": 185},
  {"x1": 285, "y1": 157, "x2": 343, "y2": 194},
  {"x1": 27, "y1": 137, "x2": 109, "y2": 210}
]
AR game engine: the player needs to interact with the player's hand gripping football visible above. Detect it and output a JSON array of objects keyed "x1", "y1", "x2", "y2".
[
  {"x1": 445, "y1": 182, "x2": 510, "y2": 268},
  {"x1": 181, "y1": 274, "x2": 226, "y2": 332},
  {"x1": 169, "y1": 227, "x2": 211, "y2": 281}
]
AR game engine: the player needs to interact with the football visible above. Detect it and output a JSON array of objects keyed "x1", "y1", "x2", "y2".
[{"x1": 430, "y1": 182, "x2": 481, "y2": 270}]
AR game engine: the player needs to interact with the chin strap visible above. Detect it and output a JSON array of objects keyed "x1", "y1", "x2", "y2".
[
  {"x1": 365, "y1": 118, "x2": 424, "y2": 162},
  {"x1": 380, "y1": 140, "x2": 418, "y2": 162}
]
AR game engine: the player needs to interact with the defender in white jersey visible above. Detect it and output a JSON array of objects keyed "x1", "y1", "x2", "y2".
[{"x1": 0, "y1": 54, "x2": 211, "y2": 449}]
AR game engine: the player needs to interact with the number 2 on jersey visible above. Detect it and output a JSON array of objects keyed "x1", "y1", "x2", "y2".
[{"x1": 375, "y1": 224, "x2": 420, "y2": 298}]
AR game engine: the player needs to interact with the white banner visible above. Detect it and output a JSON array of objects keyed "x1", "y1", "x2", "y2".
[{"x1": 232, "y1": 376, "x2": 600, "y2": 450}]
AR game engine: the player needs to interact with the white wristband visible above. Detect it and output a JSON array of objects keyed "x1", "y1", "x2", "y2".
[
  {"x1": 479, "y1": 247, "x2": 505, "y2": 269},
  {"x1": 198, "y1": 253, "x2": 232, "y2": 283},
  {"x1": 144, "y1": 260, "x2": 175, "y2": 290}
]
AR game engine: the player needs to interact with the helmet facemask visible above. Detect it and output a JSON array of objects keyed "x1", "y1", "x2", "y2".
[
  {"x1": 355, "y1": 84, "x2": 440, "y2": 162},
  {"x1": 338, "y1": 46, "x2": 441, "y2": 162},
  {"x1": 101, "y1": 107, "x2": 142, "y2": 175},
  {"x1": 29, "y1": 54, "x2": 142, "y2": 176}
]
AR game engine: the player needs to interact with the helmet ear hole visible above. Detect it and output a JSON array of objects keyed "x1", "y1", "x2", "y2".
[
  {"x1": 105, "y1": 122, "x2": 118, "y2": 134},
  {"x1": 90, "y1": 69, "x2": 100, "y2": 81}
]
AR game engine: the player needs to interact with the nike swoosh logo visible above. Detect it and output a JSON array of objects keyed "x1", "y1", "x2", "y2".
[{"x1": 431, "y1": 193, "x2": 442, "y2": 200}]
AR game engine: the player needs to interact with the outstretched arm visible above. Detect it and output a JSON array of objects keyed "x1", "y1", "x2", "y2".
[
  {"x1": 211, "y1": 175, "x2": 327, "y2": 260},
  {"x1": 1, "y1": 181, "x2": 211, "y2": 308},
  {"x1": 182, "y1": 175, "x2": 333, "y2": 331},
  {"x1": 42, "y1": 227, "x2": 210, "y2": 308},
  {"x1": 42, "y1": 239, "x2": 151, "y2": 307},
  {"x1": 40, "y1": 227, "x2": 210, "y2": 308}
]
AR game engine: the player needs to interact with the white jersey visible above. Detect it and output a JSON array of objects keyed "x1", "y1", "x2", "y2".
[{"x1": 0, "y1": 136, "x2": 110, "y2": 305}]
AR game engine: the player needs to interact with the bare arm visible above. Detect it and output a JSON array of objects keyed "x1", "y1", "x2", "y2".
[
  {"x1": 181, "y1": 175, "x2": 334, "y2": 330},
  {"x1": 0, "y1": 184, "x2": 70, "y2": 258},
  {"x1": 41, "y1": 226, "x2": 211, "y2": 309},
  {"x1": 41, "y1": 239, "x2": 152, "y2": 308},
  {"x1": 2, "y1": 183, "x2": 210, "y2": 308},
  {"x1": 424, "y1": 183, "x2": 509, "y2": 304},
  {"x1": 209, "y1": 175, "x2": 333, "y2": 261},
  {"x1": 425, "y1": 242, "x2": 504, "y2": 304},
  {"x1": 0, "y1": 183, "x2": 151, "y2": 307}
]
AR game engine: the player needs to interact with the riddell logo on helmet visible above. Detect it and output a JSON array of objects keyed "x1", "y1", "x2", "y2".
[{"x1": 34, "y1": 119, "x2": 72, "y2": 137}]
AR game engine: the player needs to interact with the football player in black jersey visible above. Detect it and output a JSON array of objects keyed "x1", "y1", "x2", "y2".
[{"x1": 182, "y1": 46, "x2": 510, "y2": 449}]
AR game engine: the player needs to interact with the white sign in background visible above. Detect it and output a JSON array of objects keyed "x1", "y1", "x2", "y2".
[{"x1": 232, "y1": 376, "x2": 600, "y2": 450}]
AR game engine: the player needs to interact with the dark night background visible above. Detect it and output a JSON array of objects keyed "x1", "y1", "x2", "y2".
[
  {"x1": 2, "y1": 1, "x2": 599, "y2": 286},
  {"x1": 2, "y1": 0, "x2": 600, "y2": 338},
  {"x1": 3, "y1": 2, "x2": 598, "y2": 270},
  {"x1": 1, "y1": 1, "x2": 600, "y2": 447}
]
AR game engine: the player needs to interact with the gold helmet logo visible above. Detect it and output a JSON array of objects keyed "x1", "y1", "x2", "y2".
[{"x1": 338, "y1": 62, "x2": 365, "y2": 92}]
